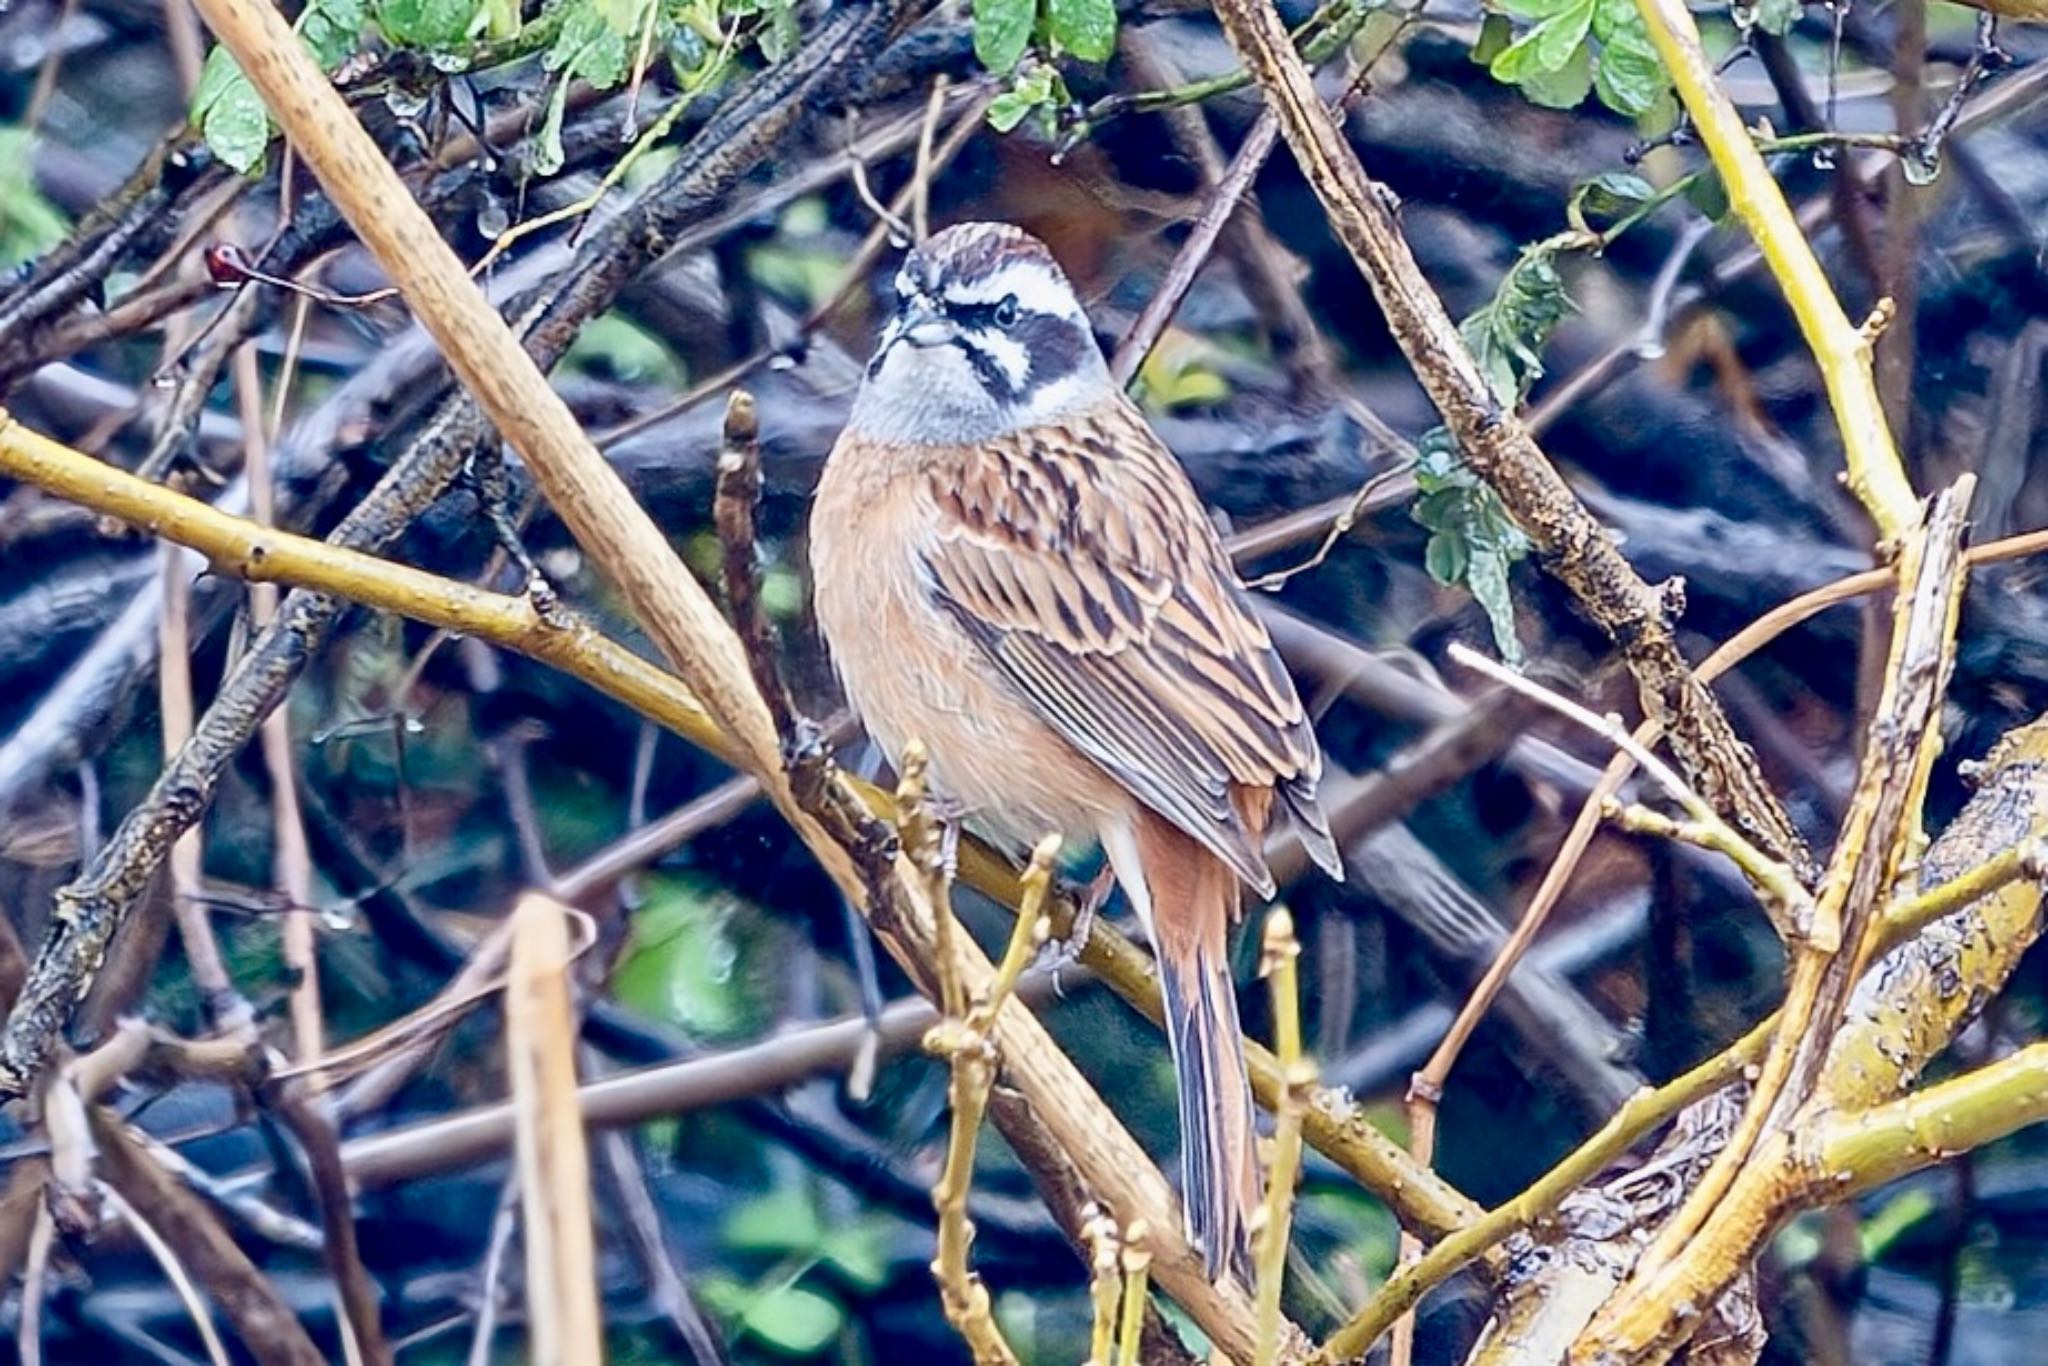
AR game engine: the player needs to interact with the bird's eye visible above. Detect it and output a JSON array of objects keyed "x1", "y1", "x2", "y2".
[{"x1": 993, "y1": 294, "x2": 1021, "y2": 329}]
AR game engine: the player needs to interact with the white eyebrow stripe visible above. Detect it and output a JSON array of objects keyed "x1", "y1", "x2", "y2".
[{"x1": 946, "y1": 262, "x2": 1080, "y2": 320}]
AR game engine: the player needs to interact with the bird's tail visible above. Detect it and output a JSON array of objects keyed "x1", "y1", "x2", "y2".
[
  {"x1": 1160, "y1": 924, "x2": 1260, "y2": 1282},
  {"x1": 1137, "y1": 818, "x2": 1261, "y2": 1284}
]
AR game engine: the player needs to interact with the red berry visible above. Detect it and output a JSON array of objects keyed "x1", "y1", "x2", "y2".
[{"x1": 204, "y1": 241, "x2": 252, "y2": 285}]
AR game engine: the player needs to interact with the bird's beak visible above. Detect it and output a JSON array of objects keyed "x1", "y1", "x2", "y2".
[{"x1": 895, "y1": 293, "x2": 957, "y2": 348}]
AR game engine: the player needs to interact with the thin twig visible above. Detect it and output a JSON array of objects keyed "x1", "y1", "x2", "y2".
[
  {"x1": 237, "y1": 344, "x2": 324, "y2": 1069},
  {"x1": 913, "y1": 75, "x2": 949, "y2": 243},
  {"x1": 1111, "y1": 109, "x2": 1282, "y2": 387},
  {"x1": 266, "y1": 1078, "x2": 392, "y2": 1365},
  {"x1": 1446, "y1": 645, "x2": 1808, "y2": 918},
  {"x1": 505, "y1": 895, "x2": 602, "y2": 1364},
  {"x1": 17, "y1": 1203, "x2": 52, "y2": 1366},
  {"x1": 1253, "y1": 908, "x2": 1308, "y2": 1366},
  {"x1": 98, "y1": 1179, "x2": 234, "y2": 1366},
  {"x1": 466, "y1": 1177, "x2": 521, "y2": 1366},
  {"x1": 591, "y1": 86, "x2": 992, "y2": 452},
  {"x1": 925, "y1": 838, "x2": 1058, "y2": 1364}
]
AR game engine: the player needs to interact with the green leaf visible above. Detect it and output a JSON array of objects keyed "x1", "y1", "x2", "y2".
[
  {"x1": 376, "y1": 0, "x2": 484, "y2": 49},
  {"x1": 611, "y1": 874, "x2": 748, "y2": 1037},
  {"x1": 1589, "y1": 0, "x2": 1666, "y2": 115},
  {"x1": 1411, "y1": 431, "x2": 1530, "y2": 665},
  {"x1": 1047, "y1": 0, "x2": 1115, "y2": 61},
  {"x1": 533, "y1": 2, "x2": 634, "y2": 171},
  {"x1": 741, "y1": 1283, "x2": 843, "y2": 1355},
  {"x1": 1424, "y1": 529, "x2": 1469, "y2": 586},
  {"x1": 987, "y1": 64, "x2": 1055, "y2": 132},
  {"x1": 480, "y1": 0, "x2": 520, "y2": 39},
  {"x1": 1466, "y1": 534, "x2": 1524, "y2": 664},
  {"x1": 534, "y1": 71, "x2": 575, "y2": 174},
  {"x1": 301, "y1": 0, "x2": 370, "y2": 67},
  {"x1": 1498, "y1": 0, "x2": 1590, "y2": 20},
  {"x1": 1461, "y1": 311, "x2": 1522, "y2": 407},
  {"x1": 1686, "y1": 164, "x2": 1730, "y2": 222},
  {"x1": 818, "y1": 1223, "x2": 890, "y2": 1292},
  {"x1": 1568, "y1": 170, "x2": 1655, "y2": 233},
  {"x1": 1533, "y1": 0, "x2": 1595, "y2": 71},
  {"x1": 1592, "y1": 31, "x2": 1665, "y2": 115},
  {"x1": 190, "y1": 42, "x2": 243, "y2": 118},
  {"x1": 973, "y1": 0, "x2": 1036, "y2": 72},
  {"x1": 549, "y1": 5, "x2": 631, "y2": 85},
  {"x1": 725, "y1": 1188, "x2": 823, "y2": 1255},
  {"x1": 986, "y1": 90, "x2": 1035, "y2": 132},
  {"x1": 1490, "y1": 0, "x2": 1592, "y2": 81},
  {"x1": 757, "y1": 0, "x2": 800, "y2": 62},
  {"x1": 191, "y1": 48, "x2": 274, "y2": 175},
  {"x1": 1471, "y1": 12, "x2": 1513, "y2": 66},
  {"x1": 324, "y1": 0, "x2": 369, "y2": 31},
  {"x1": 0, "y1": 128, "x2": 67, "y2": 270},
  {"x1": 1516, "y1": 37, "x2": 1593, "y2": 108}
]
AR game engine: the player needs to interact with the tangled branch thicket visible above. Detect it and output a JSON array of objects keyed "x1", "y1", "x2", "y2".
[{"x1": 0, "y1": 0, "x2": 2046, "y2": 1361}]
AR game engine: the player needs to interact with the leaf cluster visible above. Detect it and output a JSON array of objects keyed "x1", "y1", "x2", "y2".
[
  {"x1": 190, "y1": 0, "x2": 792, "y2": 178},
  {"x1": 0, "y1": 127, "x2": 69, "y2": 271},
  {"x1": 1411, "y1": 241, "x2": 1578, "y2": 662},
  {"x1": 974, "y1": 0, "x2": 1119, "y2": 133},
  {"x1": 1474, "y1": 0, "x2": 1669, "y2": 118}
]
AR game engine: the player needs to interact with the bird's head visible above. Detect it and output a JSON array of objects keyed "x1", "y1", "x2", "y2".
[{"x1": 849, "y1": 222, "x2": 1112, "y2": 444}]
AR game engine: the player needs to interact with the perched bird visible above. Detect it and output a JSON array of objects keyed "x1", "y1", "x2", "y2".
[{"x1": 810, "y1": 222, "x2": 1342, "y2": 1279}]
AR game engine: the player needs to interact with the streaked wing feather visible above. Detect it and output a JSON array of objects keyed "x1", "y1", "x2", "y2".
[{"x1": 922, "y1": 403, "x2": 1334, "y2": 892}]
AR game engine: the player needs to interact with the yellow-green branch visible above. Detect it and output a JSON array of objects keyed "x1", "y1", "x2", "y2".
[
  {"x1": 0, "y1": 409, "x2": 1481, "y2": 1243},
  {"x1": 1254, "y1": 908, "x2": 1309, "y2": 1366},
  {"x1": 1632, "y1": 0, "x2": 1920, "y2": 540}
]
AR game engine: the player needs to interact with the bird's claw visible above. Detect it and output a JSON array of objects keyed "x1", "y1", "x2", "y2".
[{"x1": 1040, "y1": 863, "x2": 1116, "y2": 979}]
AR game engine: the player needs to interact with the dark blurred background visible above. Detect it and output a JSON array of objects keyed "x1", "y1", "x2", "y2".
[{"x1": 1, "y1": 0, "x2": 2046, "y2": 1360}]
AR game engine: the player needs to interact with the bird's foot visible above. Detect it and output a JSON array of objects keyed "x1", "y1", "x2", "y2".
[{"x1": 1041, "y1": 863, "x2": 1116, "y2": 978}]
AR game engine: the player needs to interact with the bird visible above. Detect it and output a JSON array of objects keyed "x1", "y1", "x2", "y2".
[{"x1": 809, "y1": 221, "x2": 1343, "y2": 1281}]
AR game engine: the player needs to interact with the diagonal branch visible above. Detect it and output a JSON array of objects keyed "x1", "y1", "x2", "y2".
[
  {"x1": 1577, "y1": 480, "x2": 1972, "y2": 1364},
  {"x1": 0, "y1": 411, "x2": 1483, "y2": 1246},
  {"x1": 1207, "y1": 0, "x2": 1811, "y2": 880},
  {"x1": 175, "y1": 1, "x2": 1288, "y2": 1350}
]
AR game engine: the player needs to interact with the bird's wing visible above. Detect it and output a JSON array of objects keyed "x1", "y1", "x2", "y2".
[{"x1": 917, "y1": 401, "x2": 1340, "y2": 894}]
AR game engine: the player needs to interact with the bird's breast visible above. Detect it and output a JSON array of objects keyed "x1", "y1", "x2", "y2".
[{"x1": 810, "y1": 445, "x2": 1124, "y2": 851}]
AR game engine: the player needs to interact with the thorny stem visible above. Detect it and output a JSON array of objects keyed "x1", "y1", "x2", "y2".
[
  {"x1": 1316, "y1": 1021, "x2": 1770, "y2": 1361},
  {"x1": 1582, "y1": 483, "x2": 1972, "y2": 1363},
  {"x1": 1318, "y1": 794, "x2": 2048, "y2": 1362}
]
